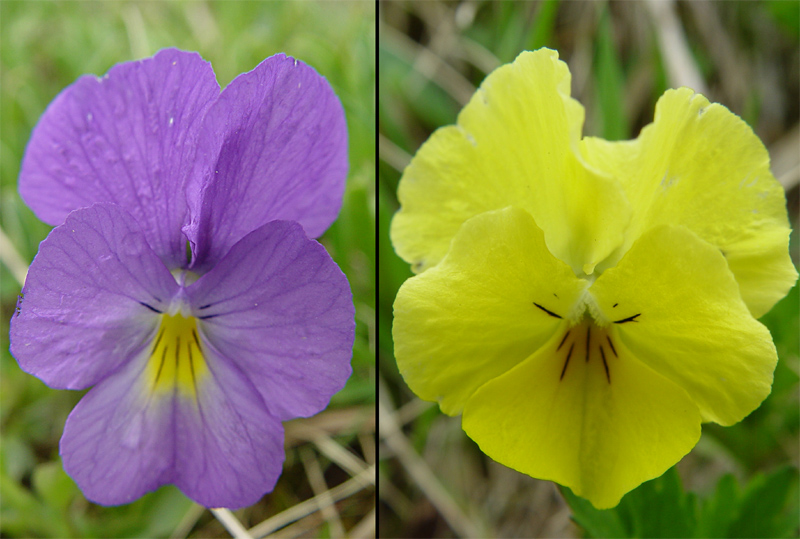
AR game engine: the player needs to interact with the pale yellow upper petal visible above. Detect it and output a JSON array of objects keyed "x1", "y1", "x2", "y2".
[
  {"x1": 582, "y1": 88, "x2": 797, "y2": 316},
  {"x1": 392, "y1": 48, "x2": 631, "y2": 277}
]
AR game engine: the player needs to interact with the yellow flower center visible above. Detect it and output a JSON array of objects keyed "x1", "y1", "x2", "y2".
[
  {"x1": 535, "y1": 298, "x2": 640, "y2": 384},
  {"x1": 146, "y1": 314, "x2": 208, "y2": 397}
]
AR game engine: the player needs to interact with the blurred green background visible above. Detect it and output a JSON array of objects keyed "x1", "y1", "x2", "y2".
[
  {"x1": 379, "y1": 1, "x2": 799, "y2": 537},
  {"x1": 0, "y1": 1, "x2": 375, "y2": 537}
]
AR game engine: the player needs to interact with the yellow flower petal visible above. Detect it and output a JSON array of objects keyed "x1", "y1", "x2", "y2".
[
  {"x1": 462, "y1": 323, "x2": 701, "y2": 510},
  {"x1": 393, "y1": 206, "x2": 586, "y2": 416},
  {"x1": 590, "y1": 225, "x2": 779, "y2": 425},
  {"x1": 391, "y1": 48, "x2": 631, "y2": 277},
  {"x1": 582, "y1": 88, "x2": 797, "y2": 316}
]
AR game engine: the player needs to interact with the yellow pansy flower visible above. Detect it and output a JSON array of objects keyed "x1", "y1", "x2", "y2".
[{"x1": 391, "y1": 48, "x2": 796, "y2": 509}]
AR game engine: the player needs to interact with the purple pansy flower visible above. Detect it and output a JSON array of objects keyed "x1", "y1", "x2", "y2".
[{"x1": 9, "y1": 49, "x2": 354, "y2": 509}]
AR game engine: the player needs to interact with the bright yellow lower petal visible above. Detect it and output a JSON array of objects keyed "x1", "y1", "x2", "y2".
[
  {"x1": 462, "y1": 323, "x2": 701, "y2": 509},
  {"x1": 590, "y1": 225, "x2": 778, "y2": 426},
  {"x1": 393, "y1": 206, "x2": 587, "y2": 416},
  {"x1": 582, "y1": 88, "x2": 796, "y2": 316},
  {"x1": 392, "y1": 48, "x2": 631, "y2": 277}
]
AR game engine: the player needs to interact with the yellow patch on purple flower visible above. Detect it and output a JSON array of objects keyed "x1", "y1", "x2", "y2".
[{"x1": 146, "y1": 314, "x2": 207, "y2": 398}]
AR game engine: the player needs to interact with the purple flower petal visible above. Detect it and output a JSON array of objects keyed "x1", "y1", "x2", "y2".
[
  {"x1": 61, "y1": 338, "x2": 284, "y2": 509},
  {"x1": 19, "y1": 49, "x2": 221, "y2": 268},
  {"x1": 59, "y1": 355, "x2": 175, "y2": 505},
  {"x1": 9, "y1": 203, "x2": 178, "y2": 389},
  {"x1": 187, "y1": 220, "x2": 355, "y2": 421},
  {"x1": 186, "y1": 54, "x2": 348, "y2": 270},
  {"x1": 173, "y1": 341, "x2": 285, "y2": 509}
]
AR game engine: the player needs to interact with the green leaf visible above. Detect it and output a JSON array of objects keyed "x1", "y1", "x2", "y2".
[
  {"x1": 561, "y1": 484, "x2": 628, "y2": 538},
  {"x1": 74, "y1": 486, "x2": 194, "y2": 538},
  {"x1": 564, "y1": 467, "x2": 695, "y2": 538},
  {"x1": 594, "y1": 7, "x2": 628, "y2": 141},
  {"x1": 32, "y1": 461, "x2": 78, "y2": 512},
  {"x1": 621, "y1": 467, "x2": 696, "y2": 538},
  {"x1": 695, "y1": 473, "x2": 738, "y2": 538},
  {"x1": 0, "y1": 466, "x2": 74, "y2": 538},
  {"x1": 526, "y1": 0, "x2": 560, "y2": 51},
  {"x1": 727, "y1": 466, "x2": 798, "y2": 538}
]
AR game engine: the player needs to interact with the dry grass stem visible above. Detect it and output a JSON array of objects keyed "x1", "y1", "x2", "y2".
[
  {"x1": 380, "y1": 21, "x2": 475, "y2": 106},
  {"x1": 396, "y1": 397, "x2": 435, "y2": 427},
  {"x1": 770, "y1": 125, "x2": 800, "y2": 191},
  {"x1": 169, "y1": 503, "x2": 206, "y2": 539},
  {"x1": 210, "y1": 508, "x2": 254, "y2": 539},
  {"x1": 284, "y1": 406, "x2": 374, "y2": 447},
  {"x1": 300, "y1": 448, "x2": 345, "y2": 538},
  {"x1": 263, "y1": 513, "x2": 324, "y2": 539},
  {"x1": 312, "y1": 433, "x2": 373, "y2": 481},
  {"x1": 379, "y1": 133, "x2": 412, "y2": 173},
  {"x1": 348, "y1": 508, "x2": 377, "y2": 539},
  {"x1": 247, "y1": 466, "x2": 375, "y2": 539},
  {"x1": 645, "y1": 0, "x2": 708, "y2": 94},
  {"x1": 378, "y1": 381, "x2": 484, "y2": 538},
  {"x1": 0, "y1": 225, "x2": 29, "y2": 286}
]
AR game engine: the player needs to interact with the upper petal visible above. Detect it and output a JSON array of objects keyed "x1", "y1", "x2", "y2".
[
  {"x1": 9, "y1": 203, "x2": 178, "y2": 389},
  {"x1": 186, "y1": 220, "x2": 354, "y2": 421},
  {"x1": 19, "y1": 49, "x2": 221, "y2": 268},
  {"x1": 187, "y1": 54, "x2": 348, "y2": 271},
  {"x1": 391, "y1": 48, "x2": 631, "y2": 276},
  {"x1": 582, "y1": 88, "x2": 797, "y2": 316},
  {"x1": 590, "y1": 225, "x2": 779, "y2": 426},
  {"x1": 393, "y1": 206, "x2": 587, "y2": 416}
]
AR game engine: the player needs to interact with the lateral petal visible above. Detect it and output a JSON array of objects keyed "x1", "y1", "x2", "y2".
[
  {"x1": 393, "y1": 206, "x2": 587, "y2": 416},
  {"x1": 582, "y1": 88, "x2": 797, "y2": 316},
  {"x1": 186, "y1": 220, "x2": 354, "y2": 421},
  {"x1": 187, "y1": 54, "x2": 348, "y2": 270},
  {"x1": 462, "y1": 329, "x2": 701, "y2": 510},
  {"x1": 19, "y1": 49, "x2": 221, "y2": 268},
  {"x1": 391, "y1": 48, "x2": 630, "y2": 276},
  {"x1": 10, "y1": 203, "x2": 178, "y2": 390},
  {"x1": 590, "y1": 225, "x2": 778, "y2": 426}
]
